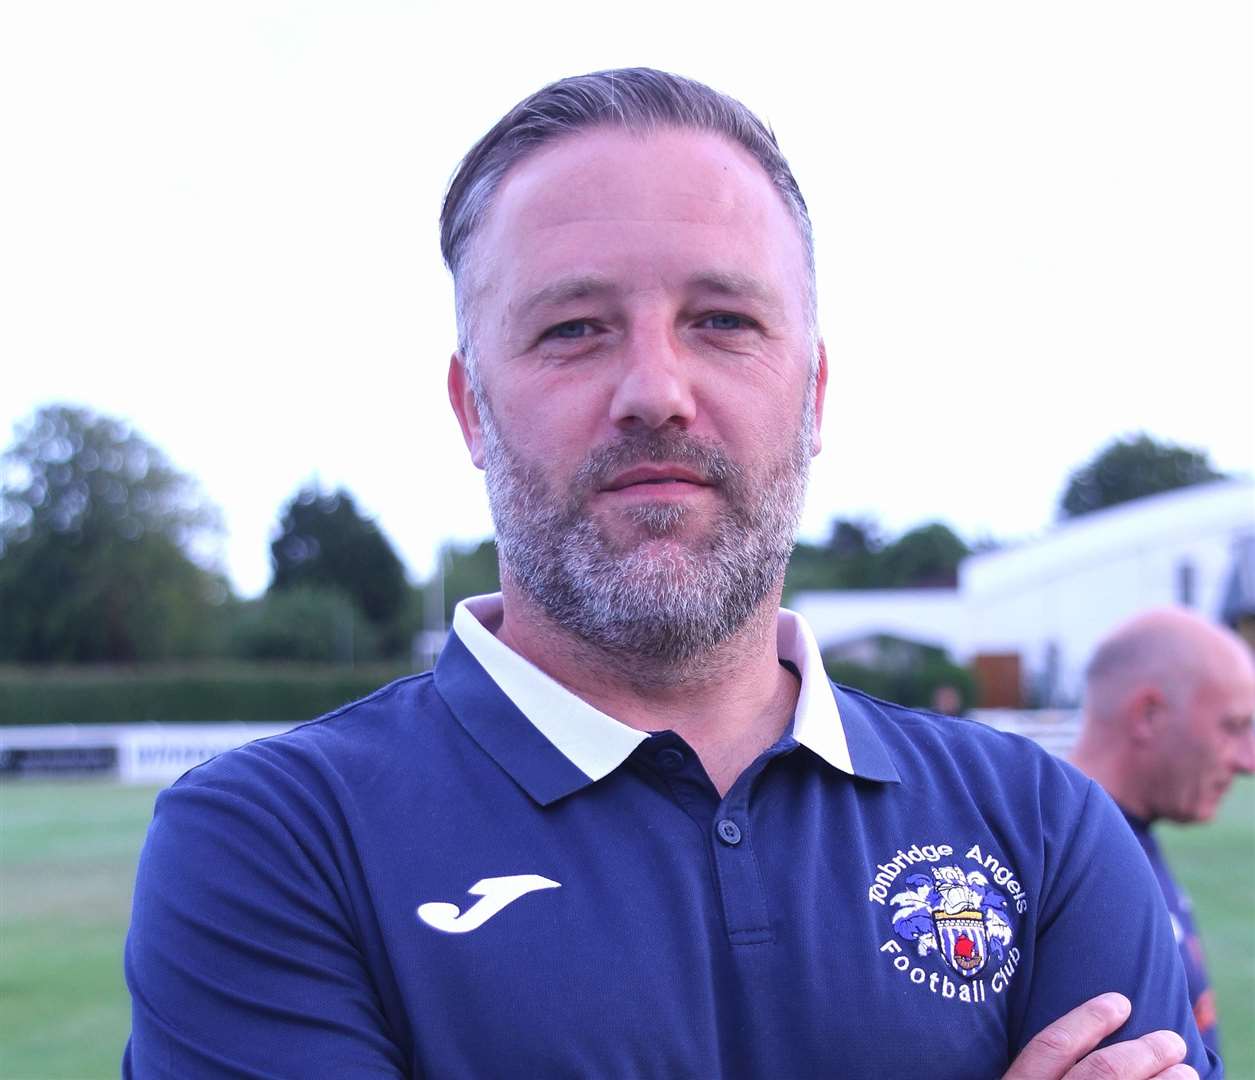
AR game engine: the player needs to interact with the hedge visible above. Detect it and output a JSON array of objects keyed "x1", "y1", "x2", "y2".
[{"x1": 0, "y1": 663, "x2": 418, "y2": 726}]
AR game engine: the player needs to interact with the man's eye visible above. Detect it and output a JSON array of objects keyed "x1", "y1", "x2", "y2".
[
  {"x1": 701, "y1": 313, "x2": 750, "y2": 331},
  {"x1": 544, "y1": 321, "x2": 593, "y2": 340}
]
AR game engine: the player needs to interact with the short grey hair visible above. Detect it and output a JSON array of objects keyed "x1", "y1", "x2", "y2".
[{"x1": 440, "y1": 67, "x2": 817, "y2": 366}]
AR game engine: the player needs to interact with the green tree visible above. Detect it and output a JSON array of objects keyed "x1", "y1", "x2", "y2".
[
  {"x1": 229, "y1": 586, "x2": 371, "y2": 664},
  {"x1": 785, "y1": 519, "x2": 968, "y2": 596},
  {"x1": 824, "y1": 638, "x2": 976, "y2": 712},
  {"x1": 0, "y1": 405, "x2": 225, "y2": 662},
  {"x1": 784, "y1": 518, "x2": 884, "y2": 596},
  {"x1": 269, "y1": 486, "x2": 409, "y2": 633},
  {"x1": 1059, "y1": 433, "x2": 1224, "y2": 519},
  {"x1": 877, "y1": 523, "x2": 969, "y2": 588},
  {"x1": 439, "y1": 539, "x2": 501, "y2": 622}
]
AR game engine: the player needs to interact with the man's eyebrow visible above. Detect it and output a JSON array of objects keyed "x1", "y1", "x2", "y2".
[
  {"x1": 685, "y1": 271, "x2": 780, "y2": 305},
  {"x1": 517, "y1": 276, "x2": 616, "y2": 314}
]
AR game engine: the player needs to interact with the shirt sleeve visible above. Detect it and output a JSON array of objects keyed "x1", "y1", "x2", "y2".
[
  {"x1": 123, "y1": 766, "x2": 409, "y2": 1079},
  {"x1": 1012, "y1": 778, "x2": 1222, "y2": 1078}
]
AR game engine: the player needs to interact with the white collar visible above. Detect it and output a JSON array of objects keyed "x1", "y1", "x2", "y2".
[{"x1": 451, "y1": 593, "x2": 854, "y2": 781}]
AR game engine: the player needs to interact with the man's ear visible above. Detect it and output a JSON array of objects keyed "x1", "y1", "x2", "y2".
[
  {"x1": 810, "y1": 339, "x2": 829, "y2": 457},
  {"x1": 1126, "y1": 686, "x2": 1165, "y2": 745},
  {"x1": 448, "y1": 353, "x2": 486, "y2": 470}
]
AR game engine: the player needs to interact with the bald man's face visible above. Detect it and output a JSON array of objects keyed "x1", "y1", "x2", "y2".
[{"x1": 1151, "y1": 645, "x2": 1255, "y2": 823}]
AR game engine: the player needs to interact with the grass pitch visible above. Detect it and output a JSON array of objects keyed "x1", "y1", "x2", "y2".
[
  {"x1": 1, "y1": 782, "x2": 161, "y2": 1080},
  {"x1": 1160, "y1": 779, "x2": 1255, "y2": 1074},
  {"x1": 1, "y1": 778, "x2": 1252, "y2": 1079}
]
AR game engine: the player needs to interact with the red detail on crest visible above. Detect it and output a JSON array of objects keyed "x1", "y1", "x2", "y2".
[{"x1": 954, "y1": 934, "x2": 975, "y2": 959}]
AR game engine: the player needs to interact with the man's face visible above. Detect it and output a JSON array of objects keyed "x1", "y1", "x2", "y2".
[
  {"x1": 449, "y1": 127, "x2": 825, "y2": 663},
  {"x1": 1153, "y1": 648, "x2": 1255, "y2": 822}
]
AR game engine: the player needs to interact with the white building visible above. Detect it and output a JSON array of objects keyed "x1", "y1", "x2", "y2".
[{"x1": 792, "y1": 478, "x2": 1255, "y2": 706}]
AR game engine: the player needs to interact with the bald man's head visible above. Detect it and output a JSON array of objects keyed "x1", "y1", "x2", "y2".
[
  {"x1": 1076, "y1": 608, "x2": 1255, "y2": 823},
  {"x1": 1084, "y1": 608, "x2": 1249, "y2": 722}
]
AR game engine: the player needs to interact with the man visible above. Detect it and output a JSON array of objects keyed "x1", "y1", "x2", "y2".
[
  {"x1": 125, "y1": 69, "x2": 1213, "y2": 1078},
  {"x1": 1073, "y1": 607, "x2": 1255, "y2": 1055}
]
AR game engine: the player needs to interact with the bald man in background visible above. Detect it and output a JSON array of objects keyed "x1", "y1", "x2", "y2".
[{"x1": 1073, "y1": 608, "x2": 1255, "y2": 1054}]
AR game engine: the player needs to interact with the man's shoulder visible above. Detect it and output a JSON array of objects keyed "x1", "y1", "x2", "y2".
[
  {"x1": 829, "y1": 683, "x2": 1153, "y2": 936},
  {"x1": 170, "y1": 670, "x2": 454, "y2": 796},
  {"x1": 830, "y1": 681, "x2": 1094, "y2": 820}
]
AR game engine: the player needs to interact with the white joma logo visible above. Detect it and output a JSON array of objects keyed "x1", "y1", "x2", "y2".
[{"x1": 417, "y1": 874, "x2": 561, "y2": 934}]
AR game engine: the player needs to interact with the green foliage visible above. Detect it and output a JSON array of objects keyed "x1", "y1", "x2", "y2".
[
  {"x1": 785, "y1": 519, "x2": 970, "y2": 597},
  {"x1": 0, "y1": 405, "x2": 227, "y2": 662},
  {"x1": 878, "y1": 523, "x2": 970, "y2": 589},
  {"x1": 785, "y1": 519, "x2": 883, "y2": 594},
  {"x1": 266, "y1": 486, "x2": 423, "y2": 659},
  {"x1": 228, "y1": 587, "x2": 374, "y2": 664},
  {"x1": 0, "y1": 662, "x2": 414, "y2": 725},
  {"x1": 1059, "y1": 433, "x2": 1224, "y2": 519},
  {"x1": 824, "y1": 636, "x2": 976, "y2": 711},
  {"x1": 439, "y1": 539, "x2": 501, "y2": 621},
  {"x1": 270, "y1": 486, "x2": 408, "y2": 627}
]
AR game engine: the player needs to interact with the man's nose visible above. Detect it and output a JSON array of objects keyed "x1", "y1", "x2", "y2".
[
  {"x1": 1233, "y1": 727, "x2": 1255, "y2": 775},
  {"x1": 607, "y1": 327, "x2": 697, "y2": 430}
]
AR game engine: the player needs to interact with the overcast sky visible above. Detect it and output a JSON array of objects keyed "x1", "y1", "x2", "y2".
[{"x1": 2, "y1": 1, "x2": 1251, "y2": 597}]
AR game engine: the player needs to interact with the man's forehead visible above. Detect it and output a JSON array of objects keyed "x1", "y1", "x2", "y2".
[
  {"x1": 467, "y1": 127, "x2": 809, "y2": 312},
  {"x1": 1207, "y1": 634, "x2": 1255, "y2": 686},
  {"x1": 479, "y1": 127, "x2": 801, "y2": 251},
  {"x1": 1191, "y1": 644, "x2": 1255, "y2": 713}
]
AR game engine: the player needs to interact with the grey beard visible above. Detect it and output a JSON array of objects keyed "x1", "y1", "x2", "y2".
[{"x1": 480, "y1": 395, "x2": 812, "y2": 667}]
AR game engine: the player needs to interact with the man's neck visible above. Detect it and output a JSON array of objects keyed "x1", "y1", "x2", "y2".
[
  {"x1": 494, "y1": 584, "x2": 800, "y2": 797},
  {"x1": 1070, "y1": 737, "x2": 1154, "y2": 821}
]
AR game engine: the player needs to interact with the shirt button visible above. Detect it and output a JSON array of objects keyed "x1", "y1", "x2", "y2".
[
  {"x1": 656, "y1": 748, "x2": 685, "y2": 772},
  {"x1": 716, "y1": 819, "x2": 742, "y2": 846}
]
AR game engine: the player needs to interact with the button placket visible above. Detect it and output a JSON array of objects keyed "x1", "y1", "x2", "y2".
[{"x1": 709, "y1": 797, "x2": 772, "y2": 946}]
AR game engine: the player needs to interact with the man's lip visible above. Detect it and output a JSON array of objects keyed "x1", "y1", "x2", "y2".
[{"x1": 600, "y1": 466, "x2": 710, "y2": 492}]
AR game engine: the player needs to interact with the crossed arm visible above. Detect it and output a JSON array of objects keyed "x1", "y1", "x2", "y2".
[{"x1": 1008, "y1": 994, "x2": 1200, "y2": 1080}]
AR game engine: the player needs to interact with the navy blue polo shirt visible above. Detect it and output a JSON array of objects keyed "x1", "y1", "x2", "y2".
[{"x1": 124, "y1": 596, "x2": 1219, "y2": 1078}]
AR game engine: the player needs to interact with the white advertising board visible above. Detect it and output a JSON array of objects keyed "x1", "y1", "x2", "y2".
[
  {"x1": 116, "y1": 723, "x2": 296, "y2": 785},
  {"x1": 1, "y1": 723, "x2": 299, "y2": 784}
]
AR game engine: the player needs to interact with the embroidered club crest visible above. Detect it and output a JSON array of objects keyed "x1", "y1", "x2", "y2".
[
  {"x1": 872, "y1": 842, "x2": 1026, "y2": 1004},
  {"x1": 930, "y1": 865, "x2": 990, "y2": 977},
  {"x1": 889, "y1": 863, "x2": 1014, "y2": 979}
]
